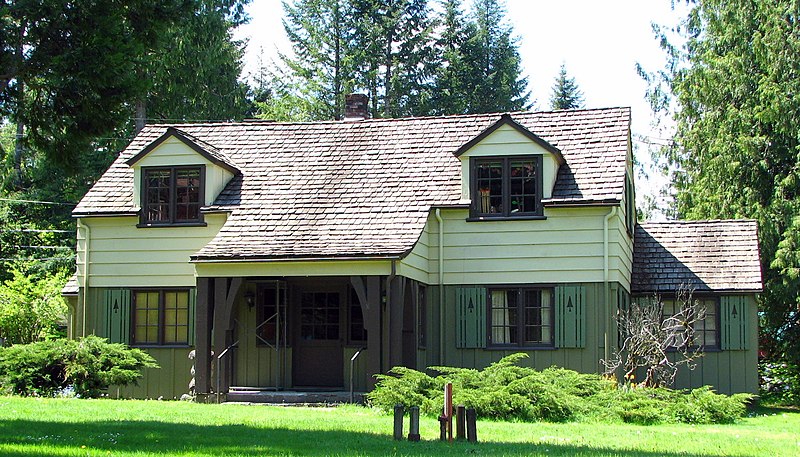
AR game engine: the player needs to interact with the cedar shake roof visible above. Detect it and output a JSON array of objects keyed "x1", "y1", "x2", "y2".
[
  {"x1": 632, "y1": 220, "x2": 763, "y2": 293},
  {"x1": 73, "y1": 108, "x2": 631, "y2": 260}
]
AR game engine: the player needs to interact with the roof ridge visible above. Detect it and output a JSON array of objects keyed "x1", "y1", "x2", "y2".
[
  {"x1": 639, "y1": 219, "x2": 758, "y2": 226},
  {"x1": 140, "y1": 106, "x2": 632, "y2": 129}
]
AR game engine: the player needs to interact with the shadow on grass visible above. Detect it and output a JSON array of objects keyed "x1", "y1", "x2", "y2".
[{"x1": 0, "y1": 418, "x2": 712, "y2": 457}]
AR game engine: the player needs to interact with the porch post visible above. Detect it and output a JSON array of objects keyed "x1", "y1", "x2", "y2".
[
  {"x1": 194, "y1": 277, "x2": 213, "y2": 399},
  {"x1": 388, "y1": 276, "x2": 406, "y2": 369},
  {"x1": 212, "y1": 277, "x2": 244, "y2": 397},
  {"x1": 351, "y1": 275, "x2": 382, "y2": 390}
]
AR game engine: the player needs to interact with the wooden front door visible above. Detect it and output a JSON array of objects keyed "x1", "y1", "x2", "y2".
[{"x1": 292, "y1": 289, "x2": 344, "y2": 387}]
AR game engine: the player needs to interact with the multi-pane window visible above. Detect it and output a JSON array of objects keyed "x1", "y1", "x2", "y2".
[
  {"x1": 256, "y1": 285, "x2": 287, "y2": 347},
  {"x1": 142, "y1": 166, "x2": 203, "y2": 224},
  {"x1": 133, "y1": 290, "x2": 190, "y2": 345},
  {"x1": 489, "y1": 288, "x2": 553, "y2": 347},
  {"x1": 300, "y1": 292, "x2": 340, "y2": 341},
  {"x1": 473, "y1": 156, "x2": 542, "y2": 218},
  {"x1": 663, "y1": 297, "x2": 719, "y2": 349}
]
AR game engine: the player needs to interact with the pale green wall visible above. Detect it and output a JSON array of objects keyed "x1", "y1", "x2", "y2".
[
  {"x1": 458, "y1": 124, "x2": 560, "y2": 201},
  {"x1": 397, "y1": 220, "x2": 430, "y2": 283},
  {"x1": 424, "y1": 207, "x2": 630, "y2": 286},
  {"x1": 131, "y1": 136, "x2": 234, "y2": 206},
  {"x1": 77, "y1": 214, "x2": 227, "y2": 288}
]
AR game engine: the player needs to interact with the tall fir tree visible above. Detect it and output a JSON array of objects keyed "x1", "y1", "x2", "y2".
[
  {"x1": 465, "y1": 0, "x2": 530, "y2": 113},
  {"x1": 550, "y1": 63, "x2": 584, "y2": 110},
  {"x1": 280, "y1": 0, "x2": 356, "y2": 120},
  {"x1": 645, "y1": 0, "x2": 800, "y2": 363},
  {"x1": 431, "y1": 0, "x2": 476, "y2": 115}
]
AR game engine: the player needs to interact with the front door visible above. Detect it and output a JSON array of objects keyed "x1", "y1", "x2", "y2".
[{"x1": 292, "y1": 288, "x2": 344, "y2": 387}]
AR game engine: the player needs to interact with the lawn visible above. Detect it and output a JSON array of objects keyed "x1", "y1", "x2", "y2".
[{"x1": 0, "y1": 397, "x2": 797, "y2": 457}]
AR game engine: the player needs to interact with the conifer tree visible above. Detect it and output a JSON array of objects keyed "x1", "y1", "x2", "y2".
[{"x1": 550, "y1": 63, "x2": 585, "y2": 110}]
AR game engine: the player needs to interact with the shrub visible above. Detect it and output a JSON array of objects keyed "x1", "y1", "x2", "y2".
[
  {"x1": 760, "y1": 361, "x2": 800, "y2": 406},
  {"x1": 368, "y1": 353, "x2": 752, "y2": 425},
  {"x1": 0, "y1": 336, "x2": 158, "y2": 397}
]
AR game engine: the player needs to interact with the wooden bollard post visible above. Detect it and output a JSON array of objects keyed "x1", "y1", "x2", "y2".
[
  {"x1": 408, "y1": 406, "x2": 420, "y2": 442},
  {"x1": 466, "y1": 407, "x2": 477, "y2": 443},
  {"x1": 393, "y1": 404, "x2": 404, "y2": 440},
  {"x1": 443, "y1": 382, "x2": 453, "y2": 442},
  {"x1": 456, "y1": 405, "x2": 466, "y2": 440}
]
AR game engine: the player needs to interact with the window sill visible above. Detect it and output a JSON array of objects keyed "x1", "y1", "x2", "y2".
[
  {"x1": 137, "y1": 221, "x2": 207, "y2": 228},
  {"x1": 485, "y1": 345, "x2": 556, "y2": 351},
  {"x1": 466, "y1": 215, "x2": 546, "y2": 222}
]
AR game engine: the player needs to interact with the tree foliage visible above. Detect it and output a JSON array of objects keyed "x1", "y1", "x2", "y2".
[
  {"x1": 0, "y1": 267, "x2": 68, "y2": 345},
  {"x1": 273, "y1": 0, "x2": 530, "y2": 119},
  {"x1": 550, "y1": 63, "x2": 585, "y2": 110},
  {"x1": 644, "y1": 0, "x2": 800, "y2": 362}
]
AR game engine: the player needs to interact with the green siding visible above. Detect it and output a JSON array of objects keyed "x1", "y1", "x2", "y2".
[
  {"x1": 555, "y1": 285, "x2": 586, "y2": 348},
  {"x1": 455, "y1": 287, "x2": 486, "y2": 349},
  {"x1": 721, "y1": 295, "x2": 748, "y2": 350}
]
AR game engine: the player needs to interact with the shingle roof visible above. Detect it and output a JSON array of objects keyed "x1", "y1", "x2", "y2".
[
  {"x1": 62, "y1": 274, "x2": 79, "y2": 296},
  {"x1": 73, "y1": 108, "x2": 631, "y2": 260},
  {"x1": 632, "y1": 220, "x2": 763, "y2": 293}
]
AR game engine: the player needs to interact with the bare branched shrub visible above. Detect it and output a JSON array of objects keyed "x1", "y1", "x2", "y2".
[{"x1": 603, "y1": 287, "x2": 706, "y2": 387}]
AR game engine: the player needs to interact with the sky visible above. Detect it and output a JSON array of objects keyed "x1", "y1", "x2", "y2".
[{"x1": 234, "y1": 0, "x2": 690, "y2": 212}]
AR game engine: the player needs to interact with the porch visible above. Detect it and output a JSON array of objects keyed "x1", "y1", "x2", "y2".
[{"x1": 192, "y1": 274, "x2": 426, "y2": 402}]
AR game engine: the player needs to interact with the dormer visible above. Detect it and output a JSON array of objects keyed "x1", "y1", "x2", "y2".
[
  {"x1": 455, "y1": 114, "x2": 564, "y2": 220},
  {"x1": 125, "y1": 128, "x2": 239, "y2": 227}
]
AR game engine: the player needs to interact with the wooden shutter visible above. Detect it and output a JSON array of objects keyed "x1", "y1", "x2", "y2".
[
  {"x1": 721, "y1": 295, "x2": 748, "y2": 350},
  {"x1": 105, "y1": 289, "x2": 131, "y2": 344},
  {"x1": 456, "y1": 287, "x2": 486, "y2": 348},
  {"x1": 187, "y1": 288, "x2": 197, "y2": 346},
  {"x1": 555, "y1": 285, "x2": 586, "y2": 348}
]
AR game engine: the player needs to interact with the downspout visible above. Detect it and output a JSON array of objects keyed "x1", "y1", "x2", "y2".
[
  {"x1": 435, "y1": 208, "x2": 444, "y2": 364},
  {"x1": 79, "y1": 219, "x2": 91, "y2": 337},
  {"x1": 603, "y1": 207, "x2": 617, "y2": 363}
]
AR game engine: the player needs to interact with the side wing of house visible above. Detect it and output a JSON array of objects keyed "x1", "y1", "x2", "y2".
[
  {"x1": 632, "y1": 220, "x2": 762, "y2": 394},
  {"x1": 71, "y1": 128, "x2": 237, "y2": 399}
]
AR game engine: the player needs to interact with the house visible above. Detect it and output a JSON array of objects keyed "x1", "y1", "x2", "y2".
[{"x1": 64, "y1": 97, "x2": 762, "y2": 399}]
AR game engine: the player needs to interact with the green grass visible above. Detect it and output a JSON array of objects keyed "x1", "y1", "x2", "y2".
[{"x1": 0, "y1": 397, "x2": 797, "y2": 456}]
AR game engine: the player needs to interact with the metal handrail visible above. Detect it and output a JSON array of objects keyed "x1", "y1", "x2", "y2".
[
  {"x1": 349, "y1": 347, "x2": 366, "y2": 403},
  {"x1": 216, "y1": 341, "x2": 239, "y2": 403}
]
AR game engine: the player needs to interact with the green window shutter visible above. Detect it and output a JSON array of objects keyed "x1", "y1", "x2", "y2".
[
  {"x1": 105, "y1": 289, "x2": 131, "y2": 344},
  {"x1": 456, "y1": 287, "x2": 486, "y2": 349},
  {"x1": 188, "y1": 288, "x2": 197, "y2": 346},
  {"x1": 555, "y1": 285, "x2": 586, "y2": 348},
  {"x1": 721, "y1": 295, "x2": 748, "y2": 350}
]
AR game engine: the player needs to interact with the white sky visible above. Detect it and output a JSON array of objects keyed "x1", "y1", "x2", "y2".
[{"x1": 234, "y1": 0, "x2": 689, "y2": 216}]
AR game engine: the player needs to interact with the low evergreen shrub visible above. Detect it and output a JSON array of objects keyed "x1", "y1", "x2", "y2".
[
  {"x1": 760, "y1": 361, "x2": 800, "y2": 406},
  {"x1": 0, "y1": 335, "x2": 158, "y2": 398},
  {"x1": 367, "y1": 353, "x2": 753, "y2": 425}
]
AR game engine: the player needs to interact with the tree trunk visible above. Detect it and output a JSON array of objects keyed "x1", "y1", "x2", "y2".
[{"x1": 333, "y1": 1, "x2": 342, "y2": 120}]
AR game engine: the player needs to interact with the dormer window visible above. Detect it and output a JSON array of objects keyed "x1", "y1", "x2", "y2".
[
  {"x1": 141, "y1": 166, "x2": 204, "y2": 226},
  {"x1": 470, "y1": 156, "x2": 543, "y2": 219}
]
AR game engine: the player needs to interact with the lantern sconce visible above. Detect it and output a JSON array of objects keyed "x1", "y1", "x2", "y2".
[{"x1": 245, "y1": 290, "x2": 256, "y2": 309}]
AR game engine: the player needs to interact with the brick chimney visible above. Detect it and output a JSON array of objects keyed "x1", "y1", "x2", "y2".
[{"x1": 344, "y1": 93, "x2": 369, "y2": 121}]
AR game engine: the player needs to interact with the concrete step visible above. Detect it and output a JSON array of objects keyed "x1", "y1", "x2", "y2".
[{"x1": 224, "y1": 389, "x2": 365, "y2": 405}]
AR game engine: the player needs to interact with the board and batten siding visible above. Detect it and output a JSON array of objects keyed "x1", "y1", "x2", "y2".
[
  {"x1": 672, "y1": 294, "x2": 759, "y2": 394},
  {"x1": 422, "y1": 207, "x2": 630, "y2": 286},
  {"x1": 130, "y1": 136, "x2": 234, "y2": 207},
  {"x1": 76, "y1": 214, "x2": 227, "y2": 288},
  {"x1": 427, "y1": 283, "x2": 613, "y2": 374}
]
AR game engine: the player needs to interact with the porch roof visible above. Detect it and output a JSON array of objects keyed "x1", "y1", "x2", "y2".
[
  {"x1": 632, "y1": 220, "x2": 763, "y2": 294},
  {"x1": 73, "y1": 108, "x2": 631, "y2": 260}
]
